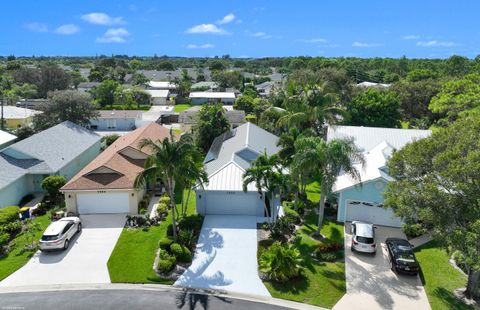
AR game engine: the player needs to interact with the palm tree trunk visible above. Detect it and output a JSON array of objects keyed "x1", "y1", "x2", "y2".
[
  {"x1": 168, "y1": 178, "x2": 178, "y2": 240},
  {"x1": 317, "y1": 183, "x2": 327, "y2": 234},
  {"x1": 184, "y1": 187, "x2": 192, "y2": 216},
  {"x1": 466, "y1": 268, "x2": 480, "y2": 300}
]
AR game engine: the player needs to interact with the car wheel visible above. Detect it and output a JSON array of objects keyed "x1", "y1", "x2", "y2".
[
  {"x1": 390, "y1": 260, "x2": 396, "y2": 272},
  {"x1": 77, "y1": 223, "x2": 82, "y2": 233},
  {"x1": 64, "y1": 239, "x2": 69, "y2": 250}
]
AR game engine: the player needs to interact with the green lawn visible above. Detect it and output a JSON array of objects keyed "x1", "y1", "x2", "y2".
[
  {"x1": 107, "y1": 190, "x2": 196, "y2": 283},
  {"x1": 0, "y1": 214, "x2": 51, "y2": 281},
  {"x1": 262, "y1": 184, "x2": 346, "y2": 309},
  {"x1": 173, "y1": 104, "x2": 193, "y2": 113},
  {"x1": 415, "y1": 241, "x2": 473, "y2": 310},
  {"x1": 100, "y1": 105, "x2": 152, "y2": 111}
]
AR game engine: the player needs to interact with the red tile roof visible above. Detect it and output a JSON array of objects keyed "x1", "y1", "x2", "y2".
[{"x1": 62, "y1": 122, "x2": 172, "y2": 191}]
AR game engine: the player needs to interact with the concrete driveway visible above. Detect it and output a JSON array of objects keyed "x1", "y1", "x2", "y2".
[
  {"x1": 334, "y1": 224, "x2": 430, "y2": 310},
  {"x1": 174, "y1": 215, "x2": 270, "y2": 297},
  {"x1": 0, "y1": 214, "x2": 125, "y2": 287}
]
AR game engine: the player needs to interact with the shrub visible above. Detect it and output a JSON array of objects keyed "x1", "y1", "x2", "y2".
[
  {"x1": 157, "y1": 250, "x2": 176, "y2": 274},
  {"x1": 0, "y1": 221, "x2": 22, "y2": 235},
  {"x1": 283, "y1": 207, "x2": 301, "y2": 225},
  {"x1": 41, "y1": 176, "x2": 67, "y2": 198},
  {"x1": 0, "y1": 206, "x2": 20, "y2": 226},
  {"x1": 316, "y1": 252, "x2": 338, "y2": 262},
  {"x1": 156, "y1": 203, "x2": 168, "y2": 217},
  {"x1": 270, "y1": 217, "x2": 295, "y2": 241},
  {"x1": 403, "y1": 223, "x2": 426, "y2": 239},
  {"x1": 178, "y1": 230, "x2": 196, "y2": 249},
  {"x1": 178, "y1": 215, "x2": 203, "y2": 234},
  {"x1": 159, "y1": 195, "x2": 171, "y2": 206},
  {"x1": 0, "y1": 232, "x2": 10, "y2": 246},
  {"x1": 317, "y1": 242, "x2": 342, "y2": 253},
  {"x1": 259, "y1": 242, "x2": 304, "y2": 282},
  {"x1": 158, "y1": 237, "x2": 174, "y2": 250},
  {"x1": 19, "y1": 194, "x2": 35, "y2": 206},
  {"x1": 170, "y1": 243, "x2": 192, "y2": 263}
]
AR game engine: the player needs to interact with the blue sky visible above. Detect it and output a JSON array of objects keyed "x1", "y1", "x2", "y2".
[{"x1": 1, "y1": 0, "x2": 478, "y2": 58}]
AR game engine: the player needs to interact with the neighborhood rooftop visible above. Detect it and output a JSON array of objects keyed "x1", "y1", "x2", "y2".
[
  {"x1": 327, "y1": 125, "x2": 431, "y2": 152},
  {"x1": 0, "y1": 121, "x2": 101, "y2": 190},
  {"x1": 0, "y1": 130, "x2": 17, "y2": 148},
  {"x1": 189, "y1": 92, "x2": 236, "y2": 99},
  {"x1": 1, "y1": 106, "x2": 42, "y2": 119},
  {"x1": 97, "y1": 110, "x2": 142, "y2": 119}
]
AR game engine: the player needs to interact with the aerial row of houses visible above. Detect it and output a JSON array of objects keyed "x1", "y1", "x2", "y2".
[{"x1": 0, "y1": 116, "x2": 430, "y2": 230}]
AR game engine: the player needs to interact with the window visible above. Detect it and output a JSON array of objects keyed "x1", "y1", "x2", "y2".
[
  {"x1": 62, "y1": 222, "x2": 74, "y2": 234},
  {"x1": 107, "y1": 119, "x2": 117, "y2": 129}
]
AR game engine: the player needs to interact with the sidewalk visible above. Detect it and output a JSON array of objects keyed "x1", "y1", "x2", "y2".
[{"x1": 410, "y1": 231, "x2": 433, "y2": 248}]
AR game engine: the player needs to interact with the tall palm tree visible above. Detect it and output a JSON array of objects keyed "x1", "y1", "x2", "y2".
[
  {"x1": 134, "y1": 133, "x2": 205, "y2": 239},
  {"x1": 277, "y1": 83, "x2": 345, "y2": 138},
  {"x1": 243, "y1": 152, "x2": 281, "y2": 228},
  {"x1": 292, "y1": 136, "x2": 365, "y2": 233}
]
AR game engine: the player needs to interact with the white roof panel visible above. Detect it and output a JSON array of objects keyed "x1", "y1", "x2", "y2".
[{"x1": 189, "y1": 92, "x2": 236, "y2": 99}]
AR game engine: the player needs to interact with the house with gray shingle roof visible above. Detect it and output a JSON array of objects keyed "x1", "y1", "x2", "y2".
[
  {"x1": 0, "y1": 121, "x2": 101, "y2": 208},
  {"x1": 195, "y1": 122, "x2": 281, "y2": 221}
]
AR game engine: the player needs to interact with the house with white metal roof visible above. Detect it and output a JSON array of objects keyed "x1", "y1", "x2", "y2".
[
  {"x1": 0, "y1": 130, "x2": 16, "y2": 150},
  {"x1": 195, "y1": 122, "x2": 281, "y2": 220},
  {"x1": 189, "y1": 92, "x2": 236, "y2": 105},
  {"x1": 1, "y1": 106, "x2": 42, "y2": 129},
  {"x1": 146, "y1": 89, "x2": 170, "y2": 105},
  {"x1": 147, "y1": 81, "x2": 177, "y2": 91},
  {"x1": 0, "y1": 121, "x2": 101, "y2": 208},
  {"x1": 327, "y1": 125, "x2": 431, "y2": 227}
]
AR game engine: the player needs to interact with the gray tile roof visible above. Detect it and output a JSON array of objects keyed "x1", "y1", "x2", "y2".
[{"x1": 0, "y1": 121, "x2": 101, "y2": 190}]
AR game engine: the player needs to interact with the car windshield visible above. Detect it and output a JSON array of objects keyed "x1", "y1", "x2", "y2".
[
  {"x1": 357, "y1": 236, "x2": 374, "y2": 244},
  {"x1": 41, "y1": 234, "x2": 60, "y2": 241}
]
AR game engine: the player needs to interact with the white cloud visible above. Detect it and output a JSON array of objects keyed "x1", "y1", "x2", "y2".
[
  {"x1": 54, "y1": 24, "x2": 80, "y2": 35},
  {"x1": 186, "y1": 43, "x2": 214, "y2": 49},
  {"x1": 81, "y1": 13, "x2": 125, "y2": 25},
  {"x1": 251, "y1": 32, "x2": 266, "y2": 37},
  {"x1": 250, "y1": 32, "x2": 281, "y2": 39},
  {"x1": 217, "y1": 13, "x2": 235, "y2": 25},
  {"x1": 416, "y1": 40, "x2": 457, "y2": 47},
  {"x1": 402, "y1": 35, "x2": 419, "y2": 40},
  {"x1": 186, "y1": 23, "x2": 229, "y2": 35},
  {"x1": 352, "y1": 41, "x2": 382, "y2": 47},
  {"x1": 299, "y1": 38, "x2": 327, "y2": 43},
  {"x1": 96, "y1": 28, "x2": 130, "y2": 43},
  {"x1": 25, "y1": 22, "x2": 48, "y2": 33}
]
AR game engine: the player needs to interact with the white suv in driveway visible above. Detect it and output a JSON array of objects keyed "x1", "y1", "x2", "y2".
[
  {"x1": 39, "y1": 217, "x2": 82, "y2": 251},
  {"x1": 351, "y1": 221, "x2": 377, "y2": 253}
]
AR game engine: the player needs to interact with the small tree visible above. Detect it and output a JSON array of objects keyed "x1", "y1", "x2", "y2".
[
  {"x1": 24, "y1": 219, "x2": 42, "y2": 250},
  {"x1": 259, "y1": 242, "x2": 304, "y2": 282},
  {"x1": 193, "y1": 104, "x2": 230, "y2": 153},
  {"x1": 41, "y1": 175, "x2": 67, "y2": 200}
]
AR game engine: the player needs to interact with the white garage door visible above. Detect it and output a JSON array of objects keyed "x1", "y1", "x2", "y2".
[
  {"x1": 205, "y1": 192, "x2": 259, "y2": 216},
  {"x1": 77, "y1": 192, "x2": 130, "y2": 214},
  {"x1": 345, "y1": 200, "x2": 403, "y2": 227}
]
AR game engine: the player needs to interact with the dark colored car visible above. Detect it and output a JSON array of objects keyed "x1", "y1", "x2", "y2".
[{"x1": 385, "y1": 238, "x2": 420, "y2": 275}]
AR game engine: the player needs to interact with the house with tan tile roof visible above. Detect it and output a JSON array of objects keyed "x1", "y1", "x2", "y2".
[{"x1": 61, "y1": 122, "x2": 172, "y2": 214}]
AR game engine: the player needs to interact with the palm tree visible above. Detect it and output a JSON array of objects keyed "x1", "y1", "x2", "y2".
[
  {"x1": 292, "y1": 136, "x2": 365, "y2": 233},
  {"x1": 277, "y1": 83, "x2": 345, "y2": 137},
  {"x1": 179, "y1": 159, "x2": 208, "y2": 216},
  {"x1": 134, "y1": 133, "x2": 205, "y2": 239},
  {"x1": 242, "y1": 152, "x2": 281, "y2": 228}
]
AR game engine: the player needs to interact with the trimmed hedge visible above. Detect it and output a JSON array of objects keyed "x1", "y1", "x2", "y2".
[
  {"x1": 157, "y1": 250, "x2": 176, "y2": 274},
  {"x1": 170, "y1": 243, "x2": 192, "y2": 263},
  {"x1": 0, "y1": 206, "x2": 19, "y2": 226},
  {"x1": 158, "y1": 237, "x2": 174, "y2": 250}
]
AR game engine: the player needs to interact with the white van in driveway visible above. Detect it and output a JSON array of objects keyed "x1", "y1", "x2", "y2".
[{"x1": 351, "y1": 221, "x2": 377, "y2": 253}]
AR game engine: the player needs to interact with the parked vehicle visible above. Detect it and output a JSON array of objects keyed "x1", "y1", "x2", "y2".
[
  {"x1": 39, "y1": 217, "x2": 82, "y2": 251},
  {"x1": 351, "y1": 221, "x2": 377, "y2": 253},
  {"x1": 386, "y1": 238, "x2": 420, "y2": 275}
]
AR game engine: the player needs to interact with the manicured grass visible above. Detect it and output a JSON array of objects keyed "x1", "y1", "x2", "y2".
[
  {"x1": 100, "y1": 104, "x2": 152, "y2": 111},
  {"x1": 173, "y1": 104, "x2": 193, "y2": 113},
  {"x1": 415, "y1": 241, "x2": 473, "y2": 310},
  {"x1": 0, "y1": 214, "x2": 51, "y2": 281},
  {"x1": 306, "y1": 182, "x2": 321, "y2": 204},
  {"x1": 107, "y1": 190, "x2": 196, "y2": 284}
]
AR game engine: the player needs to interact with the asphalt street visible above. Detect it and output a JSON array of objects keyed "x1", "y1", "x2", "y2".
[{"x1": 0, "y1": 289, "x2": 290, "y2": 310}]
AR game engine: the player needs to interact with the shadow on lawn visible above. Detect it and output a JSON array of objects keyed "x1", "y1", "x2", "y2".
[
  {"x1": 434, "y1": 287, "x2": 473, "y2": 310},
  {"x1": 267, "y1": 274, "x2": 310, "y2": 295}
]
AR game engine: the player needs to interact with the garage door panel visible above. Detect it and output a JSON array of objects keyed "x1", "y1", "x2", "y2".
[
  {"x1": 346, "y1": 200, "x2": 402, "y2": 227},
  {"x1": 205, "y1": 192, "x2": 258, "y2": 216},
  {"x1": 77, "y1": 193, "x2": 129, "y2": 214}
]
